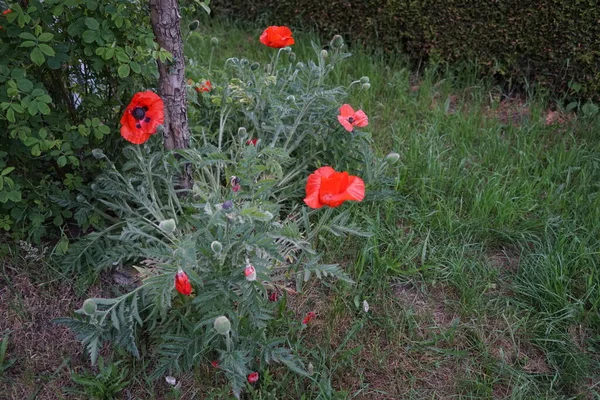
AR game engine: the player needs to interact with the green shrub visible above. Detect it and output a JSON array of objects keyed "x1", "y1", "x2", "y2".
[
  {"x1": 213, "y1": 0, "x2": 600, "y2": 99},
  {"x1": 0, "y1": 0, "x2": 166, "y2": 241}
]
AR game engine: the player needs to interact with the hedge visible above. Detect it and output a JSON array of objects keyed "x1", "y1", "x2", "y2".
[{"x1": 214, "y1": 0, "x2": 600, "y2": 99}]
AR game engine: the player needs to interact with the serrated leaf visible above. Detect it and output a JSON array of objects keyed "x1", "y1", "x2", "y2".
[
  {"x1": 117, "y1": 64, "x2": 130, "y2": 78},
  {"x1": 30, "y1": 47, "x2": 45, "y2": 66}
]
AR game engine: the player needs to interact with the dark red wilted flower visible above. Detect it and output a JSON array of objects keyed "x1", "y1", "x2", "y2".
[
  {"x1": 337, "y1": 104, "x2": 368, "y2": 132},
  {"x1": 247, "y1": 372, "x2": 259, "y2": 384},
  {"x1": 304, "y1": 166, "x2": 365, "y2": 209},
  {"x1": 230, "y1": 176, "x2": 241, "y2": 193},
  {"x1": 195, "y1": 80, "x2": 212, "y2": 93},
  {"x1": 120, "y1": 91, "x2": 164, "y2": 144},
  {"x1": 211, "y1": 360, "x2": 220, "y2": 368},
  {"x1": 259, "y1": 26, "x2": 294, "y2": 48},
  {"x1": 246, "y1": 138, "x2": 258, "y2": 146},
  {"x1": 2, "y1": 9, "x2": 11, "y2": 15},
  {"x1": 175, "y1": 271, "x2": 192, "y2": 296},
  {"x1": 268, "y1": 291, "x2": 278, "y2": 302},
  {"x1": 302, "y1": 311, "x2": 316, "y2": 325}
]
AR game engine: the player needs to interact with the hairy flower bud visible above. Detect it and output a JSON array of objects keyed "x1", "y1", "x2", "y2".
[
  {"x1": 175, "y1": 271, "x2": 192, "y2": 296},
  {"x1": 250, "y1": 62, "x2": 260, "y2": 71},
  {"x1": 76, "y1": 195, "x2": 85, "y2": 203},
  {"x1": 264, "y1": 63, "x2": 272, "y2": 74},
  {"x1": 361, "y1": 83, "x2": 371, "y2": 91},
  {"x1": 359, "y1": 76, "x2": 370, "y2": 84},
  {"x1": 211, "y1": 37, "x2": 219, "y2": 47},
  {"x1": 288, "y1": 52, "x2": 296, "y2": 63},
  {"x1": 214, "y1": 316, "x2": 231, "y2": 334},
  {"x1": 211, "y1": 240, "x2": 223, "y2": 254},
  {"x1": 238, "y1": 126, "x2": 247, "y2": 139},
  {"x1": 285, "y1": 95, "x2": 296, "y2": 103},
  {"x1": 331, "y1": 35, "x2": 344, "y2": 48},
  {"x1": 188, "y1": 20, "x2": 199, "y2": 31},
  {"x1": 241, "y1": 58, "x2": 249, "y2": 67},
  {"x1": 320, "y1": 49, "x2": 328, "y2": 59},
  {"x1": 295, "y1": 62, "x2": 305, "y2": 70},
  {"x1": 386, "y1": 152, "x2": 400, "y2": 165},
  {"x1": 91, "y1": 148, "x2": 104, "y2": 159},
  {"x1": 82, "y1": 299, "x2": 97, "y2": 316},
  {"x1": 158, "y1": 218, "x2": 176, "y2": 233},
  {"x1": 281, "y1": 46, "x2": 292, "y2": 53},
  {"x1": 244, "y1": 264, "x2": 257, "y2": 281}
]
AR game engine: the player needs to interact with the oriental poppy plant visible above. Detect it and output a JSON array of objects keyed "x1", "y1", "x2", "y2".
[
  {"x1": 304, "y1": 166, "x2": 365, "y2": 209},
  {"x1": 259, "y1": 26, "x2": 294, "y2": 48},
  {"x1": 337, "y1": 104, "x2": 368, "y2": 132},
  {"x1": 175, "y1": 271, "x2": 192, "y2": 296},
  {"x1": 120, "y1": 91, "x2": 164, "y2": 144}
]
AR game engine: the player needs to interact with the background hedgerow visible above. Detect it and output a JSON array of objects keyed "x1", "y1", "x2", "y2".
[{"x1": 213, "y1": 0, "x2": 600, "y2": 101}]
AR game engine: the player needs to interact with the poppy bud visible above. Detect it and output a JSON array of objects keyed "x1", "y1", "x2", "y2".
[
  {"x1": 211, "y1": 37, "x2": 219, "y2": 47},
  {"x1": 282, "y1": 46, "x2": 292, "y2": 53},
  {"x1": 385, "y1": 152, "x2": 400, "y2": 165},
  {"x1": 359, "y1": 76, "x2": 370, "y2": 84},
  {"x1": 222, "y1": 200, "x2": 234, "y2": 210},
  {"x1": 288, "y1": 52, "x2": 296, "y2": 63},
  {"x1": 285, "y1": 95, "x2": 296, "y2": 103},
  {"x1": 238, "y1": 127, "x2": 247, "y2": 138},
  {"x1": 361, "y1": 83, "x2": 371, "y2": 91},
  {"x1": 189, "y1": 20, "x2": 199, "y2": 31},
  {"x1": 307, "y1": 362, "x2": 314, "y2": 376},
  {"x1": 295, "y1": 62, "x2": 305, "y2": 70},
  {"x1": 90, "y1": 183, "x2": 98, "y2": 191},
  {"x1": 91, "y1": 148, "x2": 104, "y2": 159},
  {"x1": 247, "y1": 372, "x2": 259, "y2": 384},
  {"x1": 244, "y1": 264, "x2": 257, "y2": 281},
  {"x1": 159, "y1": 218, "x2": 176, "y2": 233},
  {"x1": 76, "y1": 195, "x2": 86, "y2": 203},
  {"x1": 175, "y1": 271, "x2": 192, "y2": 296},
  {"x1": 250, "y1": 62, "x2": 260, "y2": 71},
  {"x1": 264, "y1": 63, "x2": 272, "y2": 74},
  {"x1": 214, "y1": 316, "x2": 231, "y2": 334},
  {"x1": 331, "y1": 35, "x2": 344, "y2": 48},
  {"x1": 320, "y1": 49, "x2": 328, "y2": 59},
  {"x1": 211, "y1": 240, "x2": 223, "y2": 254},
  {"x1": 82, "y1": 299, "x2": 97, "y2": 315},
  {"x1": 241, "y1": 58, "x2": 249, "y2": 67}
]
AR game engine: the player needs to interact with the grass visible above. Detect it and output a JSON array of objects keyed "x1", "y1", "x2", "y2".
[{"x1": 3, "y1": 18, "x2": 600, "y2": 399}]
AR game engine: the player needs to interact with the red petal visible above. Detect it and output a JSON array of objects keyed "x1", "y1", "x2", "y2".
[
  {"x1": 337, "y1": 115, "x2": 353, "y2": 132},
  {"x1": 338, "y1": 104, "x2": 355, "y2": 117},
  {"x1": 352, "y1": 110, "x2": 369, "y2": 127},
  {"x1": 304, "y1": 173, "x2": 324, "y2": 209}
]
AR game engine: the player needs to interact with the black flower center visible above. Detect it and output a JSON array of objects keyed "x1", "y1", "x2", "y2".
[
  {"x1": 348, "y1": 117, "x2": 355, "y2": 123},
  {"x1": 132, "y1": 106, "x2": 148, "y2": 121}
]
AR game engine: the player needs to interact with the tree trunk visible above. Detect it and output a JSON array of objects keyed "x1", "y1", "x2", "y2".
[{"x1": 149, "y1": 0, "x2": 192, "y2": 188}]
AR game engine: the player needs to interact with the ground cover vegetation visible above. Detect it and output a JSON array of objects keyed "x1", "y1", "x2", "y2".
[{"x1": 1, "y1": 2, "x2": 600, "y2": 399}]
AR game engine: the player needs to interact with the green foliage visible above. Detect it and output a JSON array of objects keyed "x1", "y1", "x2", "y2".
[
  {"x1": 0, "y1": 334, "x2": 16, "y2": 376},
  {"x1": 66, "y1": 357, "x2": 130, "y2": 400},
  {"x1": 213, "y1": 0, "x2": 600, "y2": 99},
  {"x1": 0, "y1": 0, "x2": 161, "y2": 241}
]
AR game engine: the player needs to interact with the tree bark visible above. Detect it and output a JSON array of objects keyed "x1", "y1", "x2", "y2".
[{"x1": 149, "y1": 0, "x2": 192, "y2": 188}]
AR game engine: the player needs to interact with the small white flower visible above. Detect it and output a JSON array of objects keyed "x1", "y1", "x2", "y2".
[
  {"x1": 363, "y1": 300, "x2": 370, "y2": 313},
  {"x1": 165, "y1": 376, "x2": 177, "y2": 386}
]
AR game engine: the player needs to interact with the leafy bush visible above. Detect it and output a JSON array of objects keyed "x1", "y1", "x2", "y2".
[
  {"x1": 0, "y1": 0, "x2": 167, "y2": 241},
  {"x1": 213, "y1": 0, "x2": 600, "y2": 99}
]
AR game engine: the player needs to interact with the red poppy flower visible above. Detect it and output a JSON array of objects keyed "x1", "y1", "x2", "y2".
[
  {"x1": 2, "y1": 9, "x2": 11, "y2": 15},
  {"x1": 175, "y1": 271, "x2": 192, "y2": 296},
  {"x1": 120, "y1": 91, "x2": 164, "y2": 145},
  {"x1": 195, "y1": 80, "x2": 212, "y2": 93},
  {"x1": 211, "y1": 360, "x2": 220, "y2": 369},
  {"x1": 337, "y1": 104, "x2": 368, "y2": 132},
  {"x1": 259, "y1": 26, "x2": 295, "y2": 48},
  {"x1": 268, "y1": 291, "x2": 278, "y2": 302},
  {"x1": 304, "y1": 167, "x2": 365, "y2": 209},
  {"x1": 246, "y1": 138, "x2": 258, "y2": 146},
  {"x1": 247, "y1": 372, "x2": 259, "y2": 384},
  {"x1": 302, "y1": 311, "x2": 316, "y2": 325}
]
